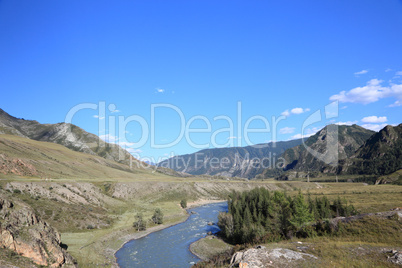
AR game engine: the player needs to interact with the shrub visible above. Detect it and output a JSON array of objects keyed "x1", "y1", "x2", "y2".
[
  {"x1": 133, "y1": 213, "x2": 146, "y2": 231},
  {"x1": 152, "y1": 208, "x2": 164, "y2": 225},
  {"x1": 180, "y1": 199, "x2": 187, "y2": 208}
]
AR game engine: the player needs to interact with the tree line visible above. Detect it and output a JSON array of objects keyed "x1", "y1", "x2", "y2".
[{"x1": 218, "y1": 188, "x2": 357, "y2": 244}]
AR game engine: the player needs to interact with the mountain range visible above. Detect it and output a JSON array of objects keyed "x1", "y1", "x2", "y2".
[
  {"x1": 0, "y1": 108, "x2": 401, "y2": 180},
  {"x1": 157, "y1": 139, "x2": 302, "y2": 178}
]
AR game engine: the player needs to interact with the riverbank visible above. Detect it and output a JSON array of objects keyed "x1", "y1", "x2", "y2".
[{"x1": 111, "y1": 199, "x2": 227, "y2": 267}]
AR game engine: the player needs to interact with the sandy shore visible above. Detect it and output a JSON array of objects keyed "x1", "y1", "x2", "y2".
[
  {"x1": 187, "y1": 199, "x2": 227, "y2": 208},
  {"x1": 111, "y1": 199, "x2": 227, "y2": 267}
]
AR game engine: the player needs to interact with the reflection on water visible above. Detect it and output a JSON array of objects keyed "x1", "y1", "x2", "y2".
[{"x1": 115, "y1": 202, "x2": 228, "y2": 268}]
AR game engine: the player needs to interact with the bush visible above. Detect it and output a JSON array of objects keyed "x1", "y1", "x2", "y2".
[
  {"x1": 133, "y1": 213, "x2": 146, "y2": 231},
  {"x1": 180, "y1": 199, "x2": 187, "y2": 208},
  {"x1": 12, "y1": 189, "x2": 21, "y2": 194},
  {"x1": 152, "y1": 208, "x2": 164, "y2": 225}
]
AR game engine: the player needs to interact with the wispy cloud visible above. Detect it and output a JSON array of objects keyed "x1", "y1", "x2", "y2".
[
  {"x1": 290, "y1": 126, "x2": 320, "y2": 140},
  {"x1": 329, "y1": 79, "x2": 402, "y2": 106},
  {"x1": 99, "y1": 134, "x2": 138, "y2": 153},
  {"x1": 389, "y1": 100, "x2": 401, "y2": 107},
  {"x1": 385, "y1": 68, "x2": 392, "y2": 72},
  {"x1": 156, "y1": 88, "x2": 165, "y2": 93},
  {"x1": 361, "y1": 116, "x2": 387, "y2": 123},
  {"x1": 335, "y1": 121, "x2": 358, "y2": 125},
  {"x1": 361, "y1": 123, "x2": 388, "y2": 132},
  {"x1": 99, "y1": 134, "x2": 118, "y2": 143},
  {"x1": 127, "y1": 148, "x2": 142, "y2": 154},
  {"x1": 279, "y1": 127, "x2": 295, "y2": 134},
  {"x1": 111, "y1": 109, "x2": 120, "y2": 113},
  {"x1": 281, "y1": 107, "x2": 310, "y2": 117},
  {"x1": 227, "y1": 136, "x2": 237, "y2": 140},
  {"x1": 395, "y1": 71, "x2": 402, "y2": 76},
  {"x1": 93, "y1": 115, "x2": 105, "y2": 120},
  {"x1": 354, "y1": 69, "x2": 368, "y2": 76}
]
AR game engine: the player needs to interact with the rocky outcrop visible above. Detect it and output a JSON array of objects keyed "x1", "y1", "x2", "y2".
[
  {"x1": 0, "y1": 196, "x2": 76, "y2": 267},
  {"x1": 230, "y1": 246, "x2": 317, "y2": 268},
  {"x1": 0, "y1": 154, "x2": 38, "y2": 176},
  {"x1": 387, "y1": 250, "x2": 402, "y2": 265}
]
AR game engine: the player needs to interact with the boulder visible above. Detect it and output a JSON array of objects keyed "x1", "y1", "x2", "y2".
[
  {"x1": 230, "y1": 247, "x2": 317, "y2": 268},
  {"x1": 388, "y1": 250, "x2": 402, "y2": 265}
]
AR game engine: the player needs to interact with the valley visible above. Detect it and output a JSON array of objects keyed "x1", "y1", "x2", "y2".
[{"x1": 0, "y1": 109, "x2": 401, "y2": 267}]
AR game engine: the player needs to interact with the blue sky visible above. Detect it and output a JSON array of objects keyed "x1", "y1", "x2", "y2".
[{"x1": 1, "y1": 0, "x2": 402, "y2": 162}]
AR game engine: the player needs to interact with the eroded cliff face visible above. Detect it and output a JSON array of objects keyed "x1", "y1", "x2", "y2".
[{"x1": 0, "y1": 196, "x2": 76, "y2": 267}]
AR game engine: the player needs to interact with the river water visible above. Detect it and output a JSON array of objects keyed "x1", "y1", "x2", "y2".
[{"x1": 115, "y1": 202, "x2": 228, "y2": 268}]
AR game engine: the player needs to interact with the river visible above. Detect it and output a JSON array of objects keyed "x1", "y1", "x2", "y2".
[{"x1": 115, "y1": 202, "x2": 228, "y2": 267}]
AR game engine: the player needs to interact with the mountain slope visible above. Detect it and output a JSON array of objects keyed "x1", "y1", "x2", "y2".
[
  {"x1": 281, "y1": 124, "x2": 375, "y2": 173},
  {"x1": 340, "y1": 124, "x2": 402, "y2": 175},
  {"x1": 0, "y1": 108, "x2": 132, "y2": 164},
  {"x1": 0, "y1": 134, "x2": 175, "y2": 181},
  {"x1": 158, "y1": 139, "x2": 302, "y2": 178}
]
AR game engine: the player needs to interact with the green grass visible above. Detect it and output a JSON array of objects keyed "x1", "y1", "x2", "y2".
[{"x1": 190, "y1": 236, "x2": 233, "y2": 261}]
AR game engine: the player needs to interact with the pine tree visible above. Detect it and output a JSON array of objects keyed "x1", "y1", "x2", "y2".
[{"x1": 289, "y1": 192, "x2": 313, "y2": 230}]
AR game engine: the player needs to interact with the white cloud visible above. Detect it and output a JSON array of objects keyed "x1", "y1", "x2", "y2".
[
  {"x1": 281, "y1": 107, "x2": 310, "y2": 117},
  {"x1": 290, "y1": 126, "x2": 320, "y2": 140},
  {"x1": 290, "y1": 108, "x2": 304, "y2": 114},
  {"x1": 99, "y1": 134, "x2": 118, "y2": 143},
  {"x1": 329, "y1": 79, "x2": 402, "y2": 105},
  {"x1": 290, "y1": 133, "x2": 314, "y2": 140},
  {"x1": 99, "y1": 134, "x2": 138, "y2": 151},
  {"x1": 335, "y1": 121, "x2": 358, "y2": 125},
  {"x1": 227, "y1": 136, "x2": 237, "y2": 140},
  {"x1": 279, "y1": 127, "x2": 295, "y2": 134},
  {"x1": 126, "y1": 148, "x2": 142, "y2": 154},
  {"x1": 111, "y1": 109, "x2": 120, "y2": 113},
  {"x1": 360, "y1": 123, "x2": 388, "y2": 132},
  {"x1": 354, "y1": 69, "x2": 368, "y2": 76},
  {"x1": 389, "y1": 100, "x2": 401, "y2": 107},
  {"x1": 156, "y1": 88, "x2": 165, "y2": 93},
  {"x1": 93, "y1": 115, "x2": 105, "y2": 120},
  {"x1": 396, "y1": 71, "x2": 402, "y2": 76},
  {"x1": 118, "y1": 141, "x2": 135, "y2": 148},
  {"x1": 361, "y1": 116, "x2": 387, "y2": 123},
  {"x1": 340, "y1": 105, "x2": 348, "y2": 110},
  {"x1": 385, "y1": 68, "x2": 392, "y2": 72}
]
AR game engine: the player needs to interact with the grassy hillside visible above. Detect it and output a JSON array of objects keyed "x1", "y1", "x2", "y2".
[
  {"x1": 0, "y1": 108, "x2": 134, "y2": 165},
  {"x1": 0, "y1": 134, "x2": 181, "y2": 182}
]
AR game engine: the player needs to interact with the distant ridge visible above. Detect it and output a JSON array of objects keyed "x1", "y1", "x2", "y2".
[{"x1": 158, "y1": 139, "x2": 303, "y2": 178}]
